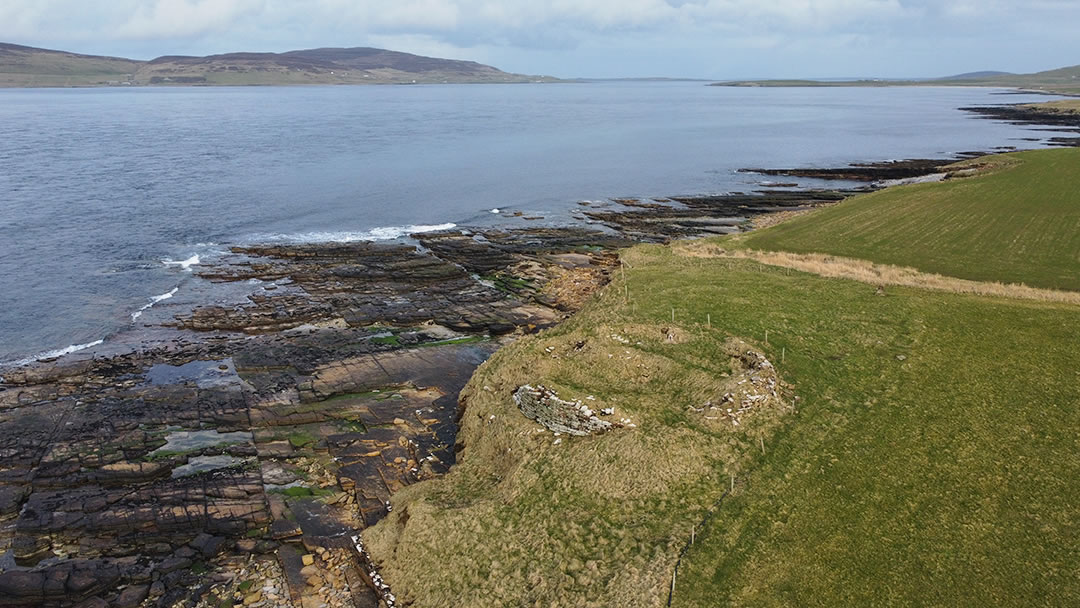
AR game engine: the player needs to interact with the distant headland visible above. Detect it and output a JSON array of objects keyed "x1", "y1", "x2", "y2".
[
  {"x1": 711, "y1": 64, "x2": 1080, "y2": 96},
  {"x1": 0, "y1": 42, "x2": 560, "y2": 87}
]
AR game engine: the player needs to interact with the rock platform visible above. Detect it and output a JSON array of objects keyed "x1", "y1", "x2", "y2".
[{"x1": 0, "y1": 229, "x2": 621, "y2": 607}]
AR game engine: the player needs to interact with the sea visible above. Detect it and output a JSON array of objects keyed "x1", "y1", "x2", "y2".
[{"x1": 0, "y1": 82, "x2": 1066, "y2": 365}]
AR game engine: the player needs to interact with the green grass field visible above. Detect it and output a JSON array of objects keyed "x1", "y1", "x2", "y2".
[
  {"x1": 742, "y1": 148, "x2": 1080, "y2": 290},
  {"x1": 366, "y1": 149, "x2": 1080, "y2": 606},
  {"x1": 635, "y1": 251, "x2": 1080, "y2": 607}
]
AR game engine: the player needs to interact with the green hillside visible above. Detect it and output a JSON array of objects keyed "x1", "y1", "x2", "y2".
[
  {"x1": 742, "y1": 148, "x2": 1080, "y2": 290},
  {"x1": 0, "y1": 42, "x2": 140, "y2": 87}
]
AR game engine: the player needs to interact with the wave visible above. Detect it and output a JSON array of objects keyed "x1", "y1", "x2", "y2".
[
  {"x1": 253, "y1": 223, "x2": 457, "y2": 244},
  {"x1": 162, "y1": 255, "x2": 200, "y2": 271},
  {"x1": 131, "y1": 287, "x2": 179, "y2": 321},
  {"x1": 7, "y1": 339, "x2": 105, "y2": 367}
]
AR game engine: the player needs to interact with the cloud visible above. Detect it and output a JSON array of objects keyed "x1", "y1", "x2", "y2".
[
  {"x1": 364, "y1": 32, "x2": 485, "y2": 62},
  {"x1": 0, "y1": 0, "x2": 1077, "y2": 78},
  {"x1": 0, "y1": 1, "x2": 1066, "y2": 44},
  {"x1": 0, "y1": 2, "x2": 55, "y2": 40},
  {"x1": 685, "y1": 0, "x2": 906, "y2": 27},
  {"x1": 113, "y1": 0, "x2": 265, "y2": 39}
]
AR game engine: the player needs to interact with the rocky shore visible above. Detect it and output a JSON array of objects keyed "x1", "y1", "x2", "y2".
[
  {"x1": 0, "y1": 229, "x2": 627, "y2": 608},
  {"x1": 959, "y1": 103, "x2": 1080, "y2": 147},
  {"x1": 739, "y1": 158, "x2": 962, "y2": 182},
  {"x1": 0, "y1": 123, "x2": 1055, "y2": 607}
]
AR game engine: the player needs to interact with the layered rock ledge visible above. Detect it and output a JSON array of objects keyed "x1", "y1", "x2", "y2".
[{"x1": 0, "y1": 228, "x2": 624, "y2": 608}]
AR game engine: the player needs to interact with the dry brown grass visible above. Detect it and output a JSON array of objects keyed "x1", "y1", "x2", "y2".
[
  {"x1": 1020, "y1": 99, "x2": 1080, "y2": 115},
  {"x1": 675, "y1": 242, "x2": 1080, "y2": 305},
  {"x1": 940, "y1": 153, "x2": 1024, "y2": 178},
  {"x1": 750, "y1": 208, "x2": 821, "y2": 230}
]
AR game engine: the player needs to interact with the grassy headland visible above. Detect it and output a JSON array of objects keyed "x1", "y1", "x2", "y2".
[
  {"x1": 672, "y1": 147, "x2": 1080, "y2": 606},
  {"x1": 364, "y1": 289, "x2": 794, "y2": 607},
  {"x1": 365, "y1": 147, "x2": 1080, "y2": 606},
  {"x1": 714, "y1": 64, "x2": 1080, "y2": 95},
  {"x1": 1022, "y1": 99, "x2": 1080, "y2": 114}
]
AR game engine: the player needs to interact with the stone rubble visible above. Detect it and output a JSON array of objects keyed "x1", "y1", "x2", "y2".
[
  {"x1": 696, "y1": 347, "x2": 785, "y2": 427},
  {"x1": 512, "y1": 385, "x2": 624, "y2": 437}
]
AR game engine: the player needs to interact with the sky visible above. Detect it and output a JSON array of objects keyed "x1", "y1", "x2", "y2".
[{"x1": 1, "y1": 0, "x2": 1078, "y2": 79}]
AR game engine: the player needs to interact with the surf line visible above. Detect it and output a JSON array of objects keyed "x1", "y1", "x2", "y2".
[
  {"x1": 131, "y1": 287, "x2": 180, "y2": 322},
  {"x1": 162, "y1": 254, "x2": 200, "y2": 271}
]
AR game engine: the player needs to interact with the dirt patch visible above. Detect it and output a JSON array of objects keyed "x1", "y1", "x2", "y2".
[{"x1": 750, "y1": 207, "x2": 820, "y2": 230}]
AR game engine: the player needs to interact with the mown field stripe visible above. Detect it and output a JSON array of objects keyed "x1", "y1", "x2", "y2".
[{"x1": 741, "y1": 148, "x2": 1080, "y2": 291}]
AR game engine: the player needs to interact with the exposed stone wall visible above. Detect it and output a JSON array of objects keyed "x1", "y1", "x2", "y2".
[{"x1": 512, "y1": 385, "x2": 620, "y2": 436}]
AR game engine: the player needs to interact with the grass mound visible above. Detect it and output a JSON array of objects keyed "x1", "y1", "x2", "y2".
[
  {"x1": 364, "y1": 300, "x2": 792, "y2": 607},
  {"x1": 741, "y1": 148, "x2": 1080, "y2": 291}
]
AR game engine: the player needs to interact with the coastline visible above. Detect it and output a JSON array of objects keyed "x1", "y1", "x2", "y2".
[{"x1": 0, "y1": 102, "x2": 1075, "y2": 606}]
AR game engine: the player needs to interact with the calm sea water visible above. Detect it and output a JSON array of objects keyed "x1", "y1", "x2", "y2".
[{"x1": 0, "y1": 83, "x2": 1062, "y2": 364}]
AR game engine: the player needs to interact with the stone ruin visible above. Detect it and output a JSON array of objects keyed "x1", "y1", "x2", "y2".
[
  {"x1": 512, "y1": 385, "x2": 621, "y2": 436},
  {"x1": 689, "y1": 345, "x2": 788, "y2": 428}
]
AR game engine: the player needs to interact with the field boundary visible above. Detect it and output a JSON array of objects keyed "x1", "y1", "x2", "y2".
[{"x1": 675, "y1": 243, "x2": 1080, "y2": 305}]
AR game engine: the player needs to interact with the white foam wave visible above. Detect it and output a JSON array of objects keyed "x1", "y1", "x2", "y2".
[
  {"x1": 258, "y1": 223, "x2": 457, "y2": 244},
  {"x1": 9, "y1": 339, "x2": 105, "y2": 367},
  {"x1": 131, "y1": 287, "x2": 179, "y2": 321},
  {"x1": 490, "y1": 208, "x2": 501, "y2": 214},
  {"x1": 163, "y1": 255, "x2": 200, "y2": 271}
]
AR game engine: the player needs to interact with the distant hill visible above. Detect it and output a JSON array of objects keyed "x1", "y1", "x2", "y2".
[
  {"x1": 0, "y1": 42, "x2": 142, "y2": 87},
  {"x1": 713, "y1": 64, "x2": 1080, "y2": 95},
  {"x1": 939, "y1": 70, "x2": 1014, "y2": 80},
  {"x1": 941, "y1": 64, "x2": 1080, "y2": 95},
  {"x1": 0, "y1": 42, "x2": 557, "y2": 87}
]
